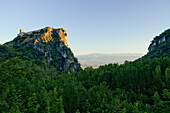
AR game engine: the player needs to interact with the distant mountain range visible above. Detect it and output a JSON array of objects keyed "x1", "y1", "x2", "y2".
[
  {"x1": 77, "y1": 53, "x2": 144, "y2": 68},
  {"x1": 78, "y1": 28, "x2": 170, "y2": 68}
]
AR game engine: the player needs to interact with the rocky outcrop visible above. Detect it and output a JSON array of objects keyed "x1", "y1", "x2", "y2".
[
  {"x1": 148, "y1": 36, "x2": 167, "y2": 52},
  {"x1": 5, "y1": 27, "x2": 82, "y2": 72},
  {"x1": 143, "y1": 28, "x2": 170, "y2": 59},
  {"x1": 56, "y1": 28, "x2": 68, "y2": 47}
]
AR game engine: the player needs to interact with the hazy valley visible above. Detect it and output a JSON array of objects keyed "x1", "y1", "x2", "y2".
[{"x1": 77, "y1": 53, "x2": 144, "y2": 68}]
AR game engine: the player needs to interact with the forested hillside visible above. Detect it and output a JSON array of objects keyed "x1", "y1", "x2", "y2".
[
  {"x1": 0, "y1": 57, "x2": 169, "y2": 112},
  {"x1": 0, "y1": 28, "x2": 170, "y2": 112}
]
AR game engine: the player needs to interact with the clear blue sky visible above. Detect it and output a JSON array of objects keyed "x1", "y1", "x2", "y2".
[{"x1": 0, "y1": 0, "x2": 170, "y2": 55}]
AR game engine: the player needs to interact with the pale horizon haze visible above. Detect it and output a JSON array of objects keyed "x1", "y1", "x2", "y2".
[{"x1": 0, "y1": 0, "x2": 170, "y2": 55}]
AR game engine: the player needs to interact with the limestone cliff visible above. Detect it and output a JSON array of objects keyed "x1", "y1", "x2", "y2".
[
  {"x1": 57, "y1": 28, "x2": 68, "y2": 47},
  {"x1": 148, "y1": 36, "x2": 167, "y2": 52},
  {"x1": 3, "y1": 27, "x2": 82, "y2": 72},
  {"x1": 143, "y1": 28, "x2": 170, "y2": 59}
]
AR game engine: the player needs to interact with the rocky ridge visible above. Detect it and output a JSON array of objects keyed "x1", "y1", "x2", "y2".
[
  {"x1": 143, "y1": 28, "x2": 170, "y2": 59},
  {"x1": 2, "y1": 27, "x2": 82, "y2": 72}
]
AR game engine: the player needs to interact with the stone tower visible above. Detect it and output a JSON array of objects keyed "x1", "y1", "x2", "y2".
[
  {"x1": 20, "y1": 29, "x2": 24, "y2": 33},
  {"x1": 18, "y1": 29, "x2": 25, "y2": 36}
]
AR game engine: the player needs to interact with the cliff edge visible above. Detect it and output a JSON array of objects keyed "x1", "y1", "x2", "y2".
[
  {"x1": 143, "y1": 28, "x2": 170, "y2": 59},
  {"x1": 1, "y1": 27, "x2": 82, "y2": 72}
]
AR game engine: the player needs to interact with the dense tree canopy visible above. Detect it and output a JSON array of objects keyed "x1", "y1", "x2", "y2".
[{"x1": 0, "y1": 57, "x2": 169, "y2": 112}]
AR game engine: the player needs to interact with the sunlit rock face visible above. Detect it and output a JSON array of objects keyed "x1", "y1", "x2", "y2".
[
  {"x1": 41, "y1": 27, "x2": 54, "y2": 42},
  {"x1": 9, "y1": 27, "x2": 82, "y2": 72},
  {"x1": 57, "y1": 28, "x2": 68, "y2": 47},
  {"x1": 19, "y1": 27, "x2": 69, "y2": 47}
]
